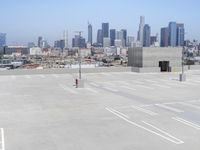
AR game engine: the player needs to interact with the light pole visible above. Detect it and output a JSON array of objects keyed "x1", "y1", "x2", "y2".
[
  {"x1": 75, "y1": 31, "x2": 84, "y2": 88},
  {"x1": 180, "y1": 46, "x2": 186, "y2": 81},
  {"x1": 78, "y1": 47, "x2": 82, "y2": 80}
]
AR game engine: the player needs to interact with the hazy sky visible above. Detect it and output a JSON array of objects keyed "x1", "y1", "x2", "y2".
[{"x1": 0, "y1": 0, "x2": 200, "y2": 45}]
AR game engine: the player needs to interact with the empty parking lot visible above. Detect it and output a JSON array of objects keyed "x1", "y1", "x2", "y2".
[{"x1": 0, "y1": 70, "x2": 200, "y2": 150}]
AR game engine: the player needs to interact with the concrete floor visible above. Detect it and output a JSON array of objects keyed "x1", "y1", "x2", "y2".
[{"x1": 0, "y1": 70, "x2": 200, "y2": 150}]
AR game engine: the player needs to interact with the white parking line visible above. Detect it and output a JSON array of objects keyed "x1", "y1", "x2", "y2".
[
  {"x1": 158, "y1": 79, "x2": 186, "y2": 87},
  {"x1": 85, "y1": 88, "x2": 98, "y2": 93},
  {"x1": 179, "y1": 102, "x2": 200, "y2": 110},
  {"x1": 135, "y1": 84, "x2": 154, "y2": 90},
  {"x1": 59, "y1": 84, "x2": 78, "y2": 94},
  {"x1": 106, "y1": 108, "x2": 184, "y2": 145},
  {"x1": 131, "y1": 106, "x2": 158, "y2": 116},
  {"x1": 172, "y1": 117, "x2": 200, "y2": 130},
  {"x1": 145, "y1": 79, "x2": 158, "y2": 83},
  {"x1": 1, "y1": 128, "x2": 5, "y2": 150},
  {"x1": 152, "y1": 84, "x2": 171, "y2": 89},
  {"x1": 103, "y1": 87, "x2": 118, "y2": 92},
  {"x1": 142, "y1": 121, "x2": 184, "y2": 144},
  {"x1": 25, "y1": 75, "x2": 31, "y2": 79},
  {"x1": 181, "y1": 82, "x2": 198, "y2": 86},
  {"x1": 120, "y1": 86, "x2": 136, "y2": 91},
  {"x1": 90, "y1": 82, "x2": 100, "y2": 87},
  {"x1": 108, "y1": 108, "x2": 130, "y2": 119},
  {"x1": 155, "y1": 104, "x2": 184, "y2": 113},
  {"x1": 52, "y1": 74, "x2": 59, "y2": 78},
  {"x1": 131, "y1": 80, "x2": 145, "y2": 84},
  {"x1": 38, "y1": 75, "x2": 45, "y2": 78}
]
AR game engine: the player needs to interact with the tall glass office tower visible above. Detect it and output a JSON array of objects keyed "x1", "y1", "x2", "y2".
[
  {"x1": 169, "y1": 22, "x2": 177, "y2": 47},
  {"x1": 0, "y1": 33, "x2": 6, "y2": 47},
  {"x1": 177, "y1": 24, "x2": 185, "y2": 46},
  {"x1": 88, "y1": 23, "x2": 93, "y2": 44},
  {"x1": 110, "y1": 29, "x2": 116, "y2": 46},
  {"x1": 143, "y1": 24, "x2": 151, "y2": 47}
]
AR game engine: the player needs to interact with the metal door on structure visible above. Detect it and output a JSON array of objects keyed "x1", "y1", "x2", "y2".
[{"x1": 159, "y1": 61, "x2": 170, "y2": 72}]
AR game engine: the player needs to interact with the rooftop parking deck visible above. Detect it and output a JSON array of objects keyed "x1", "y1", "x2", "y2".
[{"x1": 0, "y1": 70, "x2": 200, "y2": 150}]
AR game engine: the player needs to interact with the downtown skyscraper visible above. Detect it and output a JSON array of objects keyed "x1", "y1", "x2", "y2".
[
  {"x1": 160, "y1": 27, "x2": 169, "y2": 47},
  {"x1": 176, "y1": 23, "x2": 185, "y2": 46},
  {"x1": 110, "y1": 29, "x2": 116, "y2": 46},
  {"x1": 169, "y1": 22, "x2": 177, "y2": 47},
  {"x1": 160, "y1": 22, "x2": 185, "y2": 47},
  {"x1": 143, "y1": 24, "x2": 151, "y2": 47},
  {"x1": 0, "y1": 33, "x2": 6, "y2": 47},
  {"x1": 137, "y1": 16, "x2": 145, "y2": 45},
  {"x1": 88, "y1": 23, "x2": 93, "y2": 44},
  {"x1": 102, "y1": 23, "x2": 109, "y2": 45}
]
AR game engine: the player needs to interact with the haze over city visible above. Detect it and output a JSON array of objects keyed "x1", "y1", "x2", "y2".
[{"x1": 0, "y1": 0, "x2": 200, "y2": 45}]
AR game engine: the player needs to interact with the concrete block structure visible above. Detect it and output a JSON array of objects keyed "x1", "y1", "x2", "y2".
[{"x1": 128, "y1": 47, "x2": 182, "y2": 72}]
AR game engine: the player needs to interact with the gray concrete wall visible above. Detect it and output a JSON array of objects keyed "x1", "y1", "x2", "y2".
[
  {"x1": 0, "y1": 67, "x2": 132, "y2": 76},
  {"x1": 143, "y1": 47, "x2": 182, "y2": 68},
  {"x1": 128, "y1": 47, "x2": 143, "y2": 67},
  {"x1": 132, "y1": 67, "x2": 160, "y2": 73}
]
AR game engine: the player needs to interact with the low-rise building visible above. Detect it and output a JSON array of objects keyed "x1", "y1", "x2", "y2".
[{"x1": 128, "y1": 47, "x2": 182, "y2": 72}]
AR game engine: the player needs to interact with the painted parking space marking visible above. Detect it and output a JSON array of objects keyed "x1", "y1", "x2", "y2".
[
  {"x1": 85, "y1": 88, "x2": 99, "y2": 93},
  {"x1": 25, "y1": 75, "x2": 31, "y2": 79},
  {"x1": 142, "y1": 121, "x2": 184, "y2": 144},
  {"x1": 106, "y1": 108, "x2": 184, "y2": 145},
  {"x1": 90, "y1": 82, "x2": 100, "y2": 87},
  {"x1": 152, "y1": 84, "x2": 171, "y2": 89},
  {"x1": 135, "y1": 84, "x2": 154, "y2": 90},
  {"x1": 172, "y1": 117, "x2": 200, "y2": 130},
  {"x1": 52, "y1": 74, "x2": 59, "y2": 78},
  {"x1": 179, "y1": 102, "x2": 200, "y2": 110},
  {"x1": 131, "y1": 106, "x2": 158, "y2": 116},
  {"x1": 155, "y1": 104, "x2": 184, "y2": 113},
  {"x1": 103, "y1": 86, "x2": 118, "y2": 92},
  {"x1": 0, "y1": 128, "x2": 5, "y2": 150},
  {"x1": 120, "y1": 86, "x2": 136, "y2": 91}
]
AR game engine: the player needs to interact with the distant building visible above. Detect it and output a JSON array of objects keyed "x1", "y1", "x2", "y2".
[
  {"x1": 102, "y1": 23, "x2": 109, "y2": 38},
  {"x1": 160, "y1": 27, "x2": 169, "y2": 47},
  {"x1": 137, "y1": 16, "x2": 145, "y2": 46},
  {"x1": 4, "y1": 46, "x2": 29, "y2": 55},
  {"x1": 72, "y1": 35, "x2": 86, "y2": 48},
  {"x1": 103, "y1": 38, "x2": 110, "y2": 47},
  {"x1": 127, "y1": 36, "x2": 135, "y2": 47},
  {"x1": 121, "y1": 29, "x2": 127, "y2": 47},
  {"x1": 169, "y1": 22, "x2": 177, "y2": 47},
  {"x1": 143, "y1": 24, "x2": 151, "y2": 47},
  {"x1": 30, "y1": 47, "x2": 43, "y2": 55},
  {"x1": 110, "y1": 29, "x2": 116, "y2": 46},
  {"x1": 54, "y1": 40, "x2": 65, "y2": 49},
  {"x1": 37, "y1": 36, "x2": 43, "y2": 48},
  {"x1": 63, "y1": 30, "x2": 68, "y2": 48},
  {"x1": 88, "y1": 23, "x2": 93, "y2": 44},
  {"x1": 116, "y1": 31, "x2": 124, "y2": 47},
  {"x1": 0, "y1": 33, "x2": 6, "y2": 47},
  {"x1": 150, "y1": 36, "x2": 157, "y2": 46},
  {"x1": 161, "y1": 22, "x2": 185, "y2": 47},
  {"x1": 27, "y1": 42, "x2": 35, "y2": 48},
  {"x1": 102, "y1": 23, "x2": 109, "y2": 45},
  {"x1": 114, "y1": 39, "x2": 122, "y2": 47},
  {"x1": 97, "y1": 29, "x2": 103, "y2": 46},
  {"x1": 128, "y1": 47, "x2": 182, "y2": 72},
  {"x1": 177, "y1": 23, "x2": 185, "y2": 46}
]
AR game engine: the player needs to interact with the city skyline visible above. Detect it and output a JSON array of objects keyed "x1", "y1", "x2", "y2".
[{"x1": 0, "y1": 0, "x2": 200, "y2": 45}]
